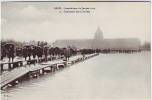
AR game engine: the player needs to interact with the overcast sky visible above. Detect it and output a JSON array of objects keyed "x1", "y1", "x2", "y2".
[{"x1": 1, "y1": 1, "x2": 150, "y2": 43}]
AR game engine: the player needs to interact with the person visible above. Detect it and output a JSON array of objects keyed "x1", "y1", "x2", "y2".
[
  {"x1": 37, "y1": 46, "x2": 43, "y2": 61},
  {"x1": 5, "y1": 43, "x2": 15, "y2": 62},
  {"x1": 22, "y1": 46, "x2": 28, "y2": 61},
  {"x1": 63, "y1": 48, "x2": 71, "y2": 61},
  {"x1": 1, "y1": 45, "x2": 6, "y2": 60},
  {"x1": 31, "y1": 46, "x2": 37, "y2": 59},
  {"x1": 44, "y1": 46, "x2": 49, "y2": 61}
]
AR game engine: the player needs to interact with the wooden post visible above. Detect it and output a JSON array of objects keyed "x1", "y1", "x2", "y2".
[
  {"x1": 54, "y1": 64, "x2": 57, "y2": 71},
  {"x1": 1, "y1": 64, "x2": 4, "y2": 71},
  {"x1": 27, "y1": 60, "x2": 30, "y2": 65},
  {"x1": 41, "y1": 68, "x2": 45, "y2": 74},
  {"x1": 52, "y1": 66, "x2": 55, "y2": 72},
  {"x1": 38, "y1": 70, "x2": 40, "y2": 76},
  {"x1": 20, "y1": 61, "x2": 23, "y2": 66},
  {"x1": 50, "y1": 66, "x2": 53, "y2": 72},
  {"x1": 63, "y1": 62, "x2": 67, "y2": 67},
  {"x1": 8, "y1": 63, "x2": 12, "y2": 70},
  {"x1": 13, "y1": 62, "x2": 19, "y2": 69}
]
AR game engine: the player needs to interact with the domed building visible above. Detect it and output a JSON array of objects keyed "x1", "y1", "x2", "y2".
[
  {"x1": 94, "y1": 27, "x2": 104, "y2": 41},
  {"x1": 53, "y1": 27, "x2": 141, "y2": 50}
]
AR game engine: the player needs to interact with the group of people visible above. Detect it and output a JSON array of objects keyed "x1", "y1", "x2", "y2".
[
  {"x1": 1, "y1": 42, "x2": 100, "y2": 62},
  {"x1": 1, "y1": 43, "x2": 77, "y2": 62}
]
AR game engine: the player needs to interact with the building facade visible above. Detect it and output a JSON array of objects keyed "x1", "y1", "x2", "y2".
[{"x1": 53, "y1": 27, "x2": 141, "y2": 50}]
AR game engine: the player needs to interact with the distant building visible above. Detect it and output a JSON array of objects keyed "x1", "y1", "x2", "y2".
[{"x1": 53, "y1": 27, "x2": 141, "y2": 50}]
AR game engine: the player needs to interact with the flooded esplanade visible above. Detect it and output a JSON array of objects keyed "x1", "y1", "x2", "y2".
[
  {"x1": 1, "y1": 50, "x2": 150, "y2": 100},
  {"x1": 0, "y1": 29, "x2": 150, "y2": 100},
  {"x1": 1, "y1": 1, "x2": 150, "y2": 99}
]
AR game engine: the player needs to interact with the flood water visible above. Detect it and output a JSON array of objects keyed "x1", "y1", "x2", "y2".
[{"x1": 1, "y1": 52, "x2": 150, "y2": 100}]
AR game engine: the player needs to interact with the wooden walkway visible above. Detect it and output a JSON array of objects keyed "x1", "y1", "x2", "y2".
[
  {"x1": 0, "y1": 56, "x2": 62, "y2": 71},
  {"x1": 0, "y1": 53, "x2": 99, "y2": 90}
]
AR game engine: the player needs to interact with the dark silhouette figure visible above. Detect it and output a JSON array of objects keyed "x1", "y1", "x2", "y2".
[
  {"x1": 16, "y1": 47, "x2": 22, "y2": 57},
  {"x1": 23, "y1": 45, "x2": 32, "y2": 60},
  {"x1": 5, "y1": 43, "x2": 15, "y2": 62},
  {"x1": 31, "y1": 46, "x2": 37, "y2": 59},
  {"x1": 36, "y1": 46, "x2": 43, "y2": 61},
  {"x1": 44, "y1": 46, "x2": 49, "y2": 61},
  {"x1": 1, "y1": 45, "x2": 7, "y2": 60},
  {"x1": 22, "y1": 46, "x2": 28, "y2": 61},
  {"x1": 63, "y1": 48, "x2": 71, "y2": 61}
]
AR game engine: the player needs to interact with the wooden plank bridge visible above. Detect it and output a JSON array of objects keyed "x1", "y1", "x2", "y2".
[
  {"x1": 0, "y1": 56, "x2": 61, "y2": 71},
  {"x1": 0, "y1": 53, "x2": 99, "y2": 90}
]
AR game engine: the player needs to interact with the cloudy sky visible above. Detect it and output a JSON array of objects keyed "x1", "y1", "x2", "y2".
[{"x1": 1, "y1": 1, "x2": 150, "y2": 43}]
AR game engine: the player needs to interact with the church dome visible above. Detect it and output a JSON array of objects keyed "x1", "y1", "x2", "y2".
[{"x1": 94, "y1": 27, "x2": 103, "y2": 40}]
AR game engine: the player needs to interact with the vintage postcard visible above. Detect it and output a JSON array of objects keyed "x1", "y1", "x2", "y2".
[{"x1": 1, "y1": 0, "x2": 151, "y2": 100}]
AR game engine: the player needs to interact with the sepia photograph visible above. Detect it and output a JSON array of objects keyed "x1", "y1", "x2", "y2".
[{"x1": 1, "y1": 1, "x2": 151, "y2": 100}]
